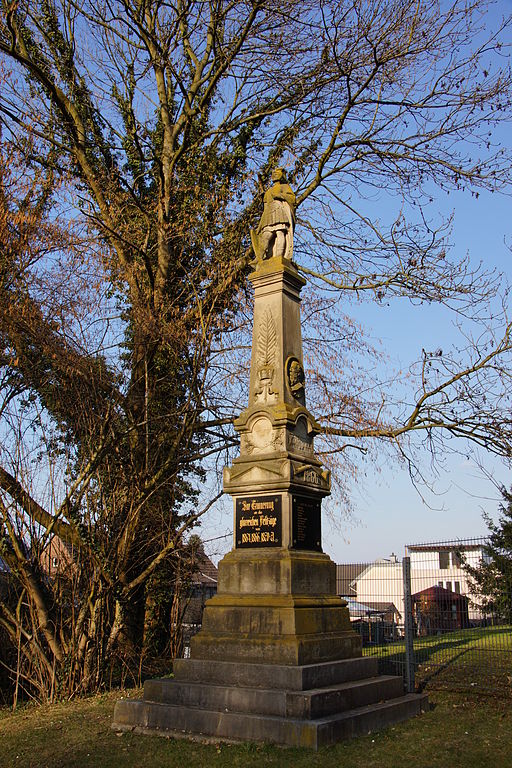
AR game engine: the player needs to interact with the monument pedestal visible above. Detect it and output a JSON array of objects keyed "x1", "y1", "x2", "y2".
[
  {"x1": 190, "y1": 548, "x2": 361, "y2": 665},
  {"x1": 113, "y1": 536, "x2": 428, "y2": 748},
  {"x1": 113, "y1": 657, "x2": 428, "y2": 749}
]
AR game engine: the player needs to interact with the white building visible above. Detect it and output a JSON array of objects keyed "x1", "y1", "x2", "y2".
[{"x1": 349, "y1": 541, "x2": 487, "y2": 623}]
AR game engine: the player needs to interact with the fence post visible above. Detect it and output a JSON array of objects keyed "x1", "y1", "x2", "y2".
[{"x1": 402, "y1": 555, "x2": 415, "y2": 693}]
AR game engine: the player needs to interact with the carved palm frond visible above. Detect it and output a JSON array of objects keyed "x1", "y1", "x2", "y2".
[{"x1": 257, "y1": 310, "x2": 277, "y2": 368}]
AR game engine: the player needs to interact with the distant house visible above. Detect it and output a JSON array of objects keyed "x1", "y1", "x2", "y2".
[
  {"x1": 338, "y1": 540, "x2": 488, "y2": 632},
  {"x1": 413, "y1": 585, "x2": 470, "y2": 634},
  {"x1": 336, "y1": 563, "x2": 369, "y2": 599},
  {"x1": 345, "y1": 597, "x2": 401, "y2": 644},
  {"x1": 337, "y1": 565, "x2": 401, "y2": 643},
  {"x1": 182, "y1": 545, "x2": 218, "y2": 627},
  {"x1": 39, "y1": 537, "x2": 77, "y2": 578},
  {"x1": 363, "y1": 601, "x2": 401, "y2": 625},
  {"x1": 347, "y1": 554, "x2": 404, "y2": 623},
  {"x1": 406, "y1": 541, "x2": 487, "y2": 622}
]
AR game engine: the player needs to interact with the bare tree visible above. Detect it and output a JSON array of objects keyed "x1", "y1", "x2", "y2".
[{"x1": 0, "y1": 0, "x2": 511, "y2": 699}]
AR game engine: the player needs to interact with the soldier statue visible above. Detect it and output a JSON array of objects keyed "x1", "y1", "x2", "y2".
[{"x1": 251, "y1": 168, "x2": 295, "y2": 261}]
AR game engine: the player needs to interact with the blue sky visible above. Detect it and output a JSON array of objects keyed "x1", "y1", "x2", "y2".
[{"x1": 322, "y1": 184, "x2": 511, "y2": 559}]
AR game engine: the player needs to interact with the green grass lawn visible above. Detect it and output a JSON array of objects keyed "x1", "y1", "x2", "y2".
[
  {"x1": 363, "y1": 625, "x2": 512, "y2": 694},
  {"x1": 1, "y1": 628, "x2": 510, "y2": 767},
  {"x1": 0, "y1": 688, "x2": 511, "y2": 768}
]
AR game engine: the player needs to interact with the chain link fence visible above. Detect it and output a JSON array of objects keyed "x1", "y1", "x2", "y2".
[{"x1": 337, "y1": 539, "x2": 512, "y2": 697}]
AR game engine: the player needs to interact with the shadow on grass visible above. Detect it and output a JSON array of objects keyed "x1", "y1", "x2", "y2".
[{"x1": 362, "y1": 626, "x2": 512, "y2": 695}]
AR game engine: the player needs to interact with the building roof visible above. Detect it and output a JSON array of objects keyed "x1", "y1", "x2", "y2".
[
  {"x1": 336, "y1": 563, "x2": 370, "y2": 596},
  {"x1": 364, "y1": 601, "x2": 401, "y2": 616},
  {"x1": 412, "y1": 585, "x2": 469, "y2": 602},
  {"x1": 406, "y1": 540, "x2": 485, "y2": 553},
  {"x1": 345, "y1": 597, "x2": 377, "y2": 614},
  {"x1": 191, "y1": 550, "x2": 218, "y2": 586}
]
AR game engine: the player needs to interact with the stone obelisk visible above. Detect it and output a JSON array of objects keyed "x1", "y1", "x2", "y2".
[
  {"x1": 191, "y1": 167, "x2": 360, "y2": 664},
  {"x1": 112, "y1": 170, "x2": 427, "y2": 748}
]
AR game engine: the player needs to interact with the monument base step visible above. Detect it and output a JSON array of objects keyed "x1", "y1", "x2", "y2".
[
  {"x1": 112, "y1": 659, "x2": 428, "y2": 749},
  {"x1": 173, "y1": 656, "x2": 378, "y2": 689}
]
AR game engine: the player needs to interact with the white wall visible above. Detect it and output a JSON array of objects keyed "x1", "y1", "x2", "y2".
[{"x1": 353, "y1": 548, "x2": 486, "y2": 622}]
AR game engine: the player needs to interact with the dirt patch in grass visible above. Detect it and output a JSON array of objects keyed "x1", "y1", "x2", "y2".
[{"x1": 0, "y1": 689, "x2": 511, "y2": 768}]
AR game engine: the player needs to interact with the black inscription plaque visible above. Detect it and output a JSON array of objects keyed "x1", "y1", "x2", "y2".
[
  {"x1": 236, "y1": 495, "x2": 282, "y2": 548},
  {"x1": 292, "y1": 495, "x2": 322, "y2": 551}
]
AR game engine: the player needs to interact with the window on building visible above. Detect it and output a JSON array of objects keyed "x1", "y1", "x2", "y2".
[
  {"x1": 52, "y1": 557, "x2": 59, "y2": 569},
  {"x1": 439, "y1": 551, "x2": 450, "y2": 569},
  {"x1": 451, "y1": 551, "x2": 461, "y2": 567},
  {"x1": 454, "y1": 581, "x2": 461, "y2": 594},
  {"x1": 438, "y1": 581, "x2": 443, "y2": 587},
  {"x1": 445, "y1": 581, "x2": 452, "y2": 591}
]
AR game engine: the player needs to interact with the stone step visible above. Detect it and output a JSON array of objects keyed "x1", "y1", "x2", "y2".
[
  {"x1": 113, "y1": 692, "x2": 428, "y2": 749},
  {"x1": 144, "y1": 678, "x2": 285, "y2": 717},
  {"x1": 172, "y1": 656, "x2": 378, "y2": 690},
  {"x1": 286, "y1": 675, "x2": 405, "y2": 718},
  {"x1": 316, "y1": 694, "x2": 429, "y2": 746},
  {"x1": 144, "y1": 674, "x2": 404, "y2": 719}
]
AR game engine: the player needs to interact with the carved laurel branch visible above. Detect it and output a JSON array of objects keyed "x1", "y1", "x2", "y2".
[{"x1": 257, "y1": 310, "x2": 277, "y2": 369}]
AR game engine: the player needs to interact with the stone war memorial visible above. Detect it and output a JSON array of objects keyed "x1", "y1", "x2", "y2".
[{"x1": 113, "y1": 169, "x2": 428, "y2": 748}]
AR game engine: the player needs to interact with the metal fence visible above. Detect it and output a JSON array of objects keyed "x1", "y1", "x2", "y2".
[{"x1": 336, "y1": 539, "x2": 512, "y2": 697}]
